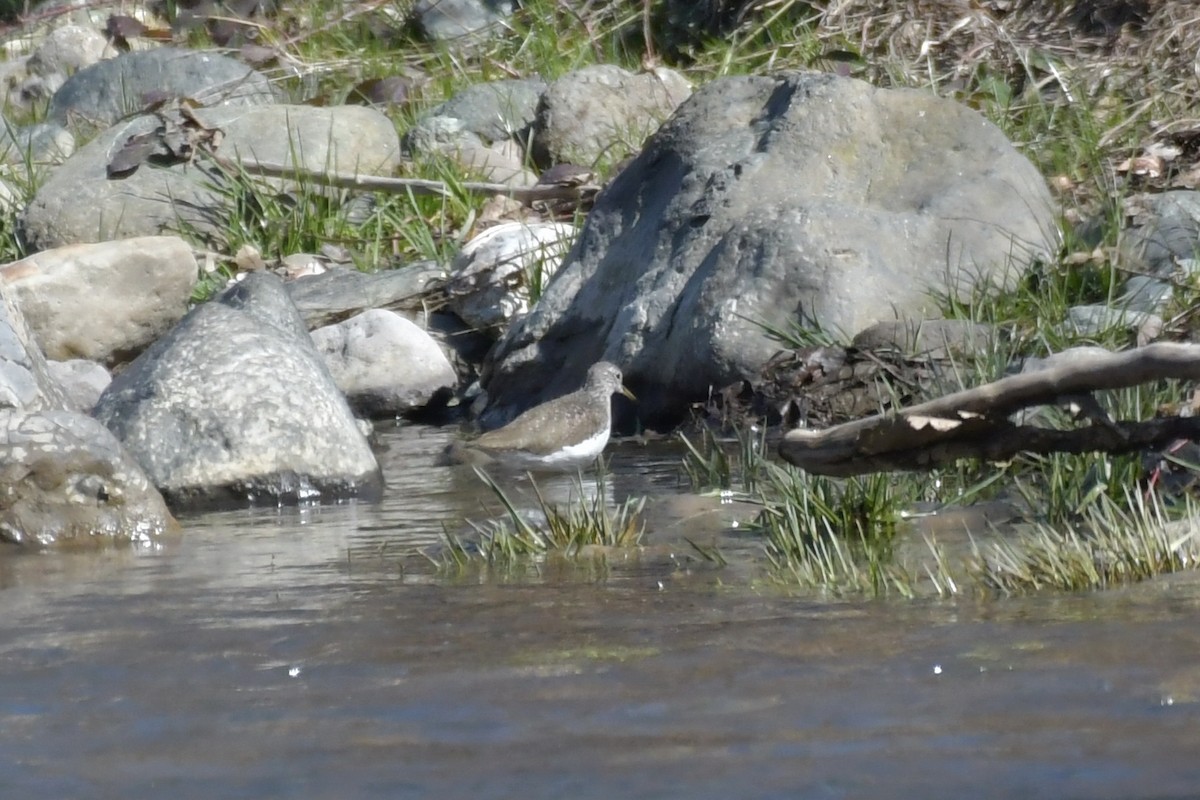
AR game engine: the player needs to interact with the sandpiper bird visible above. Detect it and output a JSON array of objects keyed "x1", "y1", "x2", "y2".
[{"x1": 447, "y1": 361, "x2": 635, "y2": 470}]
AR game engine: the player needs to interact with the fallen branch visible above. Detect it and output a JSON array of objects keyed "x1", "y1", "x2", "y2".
[
  {"x1": 779, "y1": 342, "x2": 1200, "y2": 476},
  {"x1": 207, "y1": 153, "x2": 595, "y2": 204}
]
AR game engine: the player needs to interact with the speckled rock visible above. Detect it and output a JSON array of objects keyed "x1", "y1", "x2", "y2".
[{"x1": 92, "y1": 271, "x2": 382, "y2": 509}]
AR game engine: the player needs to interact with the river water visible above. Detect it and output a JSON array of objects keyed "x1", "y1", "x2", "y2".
[{"x1": 3, "y1": 425, "x2": 1200, "y2": 799}]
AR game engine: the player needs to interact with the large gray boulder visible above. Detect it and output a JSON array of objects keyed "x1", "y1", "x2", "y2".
[
  {"x1": 1, "y1": 285, "x2": 174, "y2": 546},
  {"x1": 0, "y1": 236, "x2": 197, "y2": 364},
  {"x1": 92, "y1": 272, "x2": 382, "y2": 508},
  {"x1": 48, "y1": 47, "x2": 275, "y2": 128},
  {"x1": 21, "y1": 104, "x2": 401, "y2": 251},
  {"x1": 481, "y1": 72, "x2": 1059, "y2": 428}
]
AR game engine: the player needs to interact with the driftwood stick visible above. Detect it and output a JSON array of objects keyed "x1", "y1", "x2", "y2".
[
  {"x1": 779, "y1": 342, "x2": 1200, "y2": 476},
  {"x1": 206, "y1": 154, "x2": 590, "y2": 204}
]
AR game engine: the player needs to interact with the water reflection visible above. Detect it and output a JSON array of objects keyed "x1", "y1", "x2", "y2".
[{"x1": 2, "y1": 426, "x2": 1200, "y2": 798}]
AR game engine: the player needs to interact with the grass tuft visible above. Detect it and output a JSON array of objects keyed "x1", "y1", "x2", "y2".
[
  {"x1": 967, "y1": 490, "x2": 1200, "y2": 594},
  {"x1": 755, "y1": 461, "x2": 916, "y2": 597},
  {"x1": 441, "y1": 467, "x2": 646, "y2": 565}
]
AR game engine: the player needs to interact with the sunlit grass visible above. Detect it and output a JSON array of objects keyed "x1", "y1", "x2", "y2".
[{"x1": 440, "y1": 467, "x2": 646, "y2": 567}]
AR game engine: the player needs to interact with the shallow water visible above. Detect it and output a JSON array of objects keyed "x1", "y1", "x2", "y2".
[{"x1": 3, "y1": 426, "x2": 1200, "y2": 799}]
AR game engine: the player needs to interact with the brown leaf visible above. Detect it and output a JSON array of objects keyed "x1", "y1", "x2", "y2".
[
  {"x1": 238, "y1": 43, "x2": 278, "y2": 67},
  {"x1": 347, "y1": 76, "x2": 416, "y2": 108},
  {"x1": 105, "y1": 14, "x2": 145, "y2": 49},
  {"x1": 107, "y1": 129, "x2": 163, "y2": 177},
  {"x1": 1116, "y1": 154, "x2": 1165, "y2": 178}
]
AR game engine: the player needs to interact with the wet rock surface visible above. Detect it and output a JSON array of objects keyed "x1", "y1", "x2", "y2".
[
  {"x1": 0, "y1": 407, "x2": 176, "y2": 546},
  {"x1": 2, "y1": 285, "x2": 172, "y2": 546},
  {"x1": 93, "y1": 272, "x2": 382, "y2": 509}
]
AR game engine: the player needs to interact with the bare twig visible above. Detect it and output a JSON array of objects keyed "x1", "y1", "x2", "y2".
[{"x1": 203, "y1": 151, "x2": 595, "y2": 205}]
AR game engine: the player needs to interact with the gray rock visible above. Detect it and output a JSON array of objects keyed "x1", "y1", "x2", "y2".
[
  {"x1": 0, "y1": 121, "x2": 75, "y2": 165},
  {"x1": 1121, "y1": 191, "x2": 1200, "y2": 278},
  {"x1": 285, "y1": 263, "x2": 444, "y2": 329},
  {"x1": 530, "y1": 64, "x2": 692, "y2": 168},
  {"x1": 45, "y1": 358, "x2": 111, "y2": 412},
  {"x1": 311, "y1": 309, "x2": 457, "y2": 416},
  {"x1": 92, "y1": 271, "x2": 382, "y2": 508},
  {"x1": 2, "y1": 284, "x2": 172, "y2": 546},
  {"x1": 412, "y1": 0, "x2": 512, "y2": 40},
  {"x1": 445, "y1": 221, "x2": 577, "y2": 331},
  {"x1": 27, "y1": 24, "x2": 112, "y2": 80},
  {"x1": 48, "y1": 47, "x2": 275, "y2": 128},
  {"x1": 406, "y1": 116, "x2": 536, "y2": 186},
  {"x1": 482, "y1": 72, "x2": 1058, "y2": 428},
  {"x1": 1065, "y1": 304, "x2": 1163, "y2": 339},
  {"x1": 1, "y1": 286, "x2": 67, "y2": 412},
  {"x1": 426, "y1": 78, "x2": 547, "y2": 143},
  {"x1": 0, "y1": 236, "x2": 197, "y2": 364},
  {"x1": 0, "y1": 407, "x2": 176, "y2": 546},
  {"x1": 1119, "y1": 275, "x2": 1174, "y2": 313},
  {"x1": 21, "y1": 104, "x2": 401, "y2": 250}
]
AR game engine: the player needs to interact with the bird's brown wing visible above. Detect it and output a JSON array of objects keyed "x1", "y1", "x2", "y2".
[{"x1": 471, "y1": 394, "x2": 608, "y2": 455}]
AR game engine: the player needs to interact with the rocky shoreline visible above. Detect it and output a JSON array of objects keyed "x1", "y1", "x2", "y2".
[{"x1": 2, "y1": 0, "x2": 1196, "y2": 544}]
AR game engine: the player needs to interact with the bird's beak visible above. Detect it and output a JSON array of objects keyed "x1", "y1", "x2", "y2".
[{"x1": 620, "y1": 384, "x2": 637, "y2": 401}]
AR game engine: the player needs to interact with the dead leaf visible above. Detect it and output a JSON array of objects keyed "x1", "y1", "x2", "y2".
[
  {"x1": 238, "y1": 43, "x2": 278, "y2": 67},
  {"x1": 1116, "y1": 154, "x2": 1165, "y2": 178},
  {"x1": 105, "y1": 14, "x2": 145, "y2": 49},
  {"x1": 348, "y1": 76, "x2": 417, "y2": 108},
  {"x1": 107, "y1": 128, "x2": 164, "y2": 177},
  {"x1": 1049, "y1": 173, "x2": 1075, "y2": 193}
]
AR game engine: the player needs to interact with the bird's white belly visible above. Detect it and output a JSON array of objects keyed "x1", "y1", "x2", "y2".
[{"x1": 526, "y1": 427, "x2": 610, "y2": 468}]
